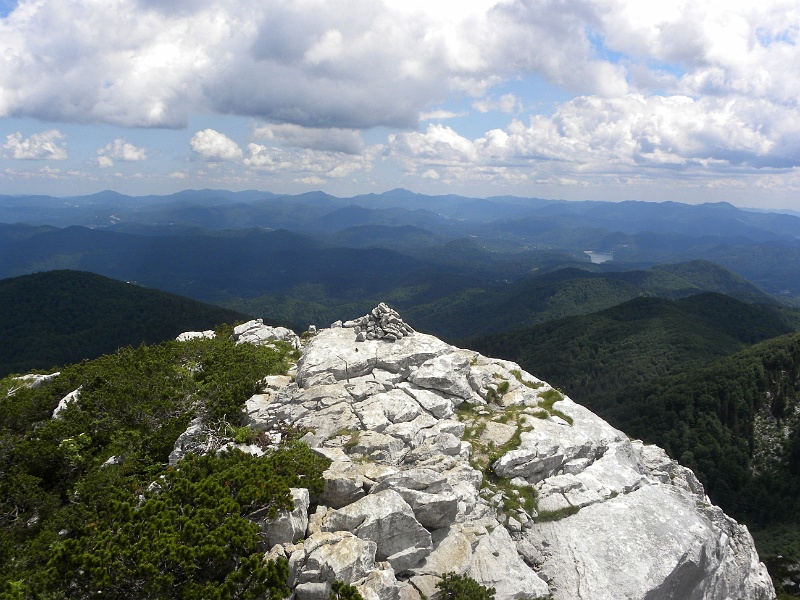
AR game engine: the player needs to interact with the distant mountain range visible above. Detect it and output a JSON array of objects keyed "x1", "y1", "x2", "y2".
[{"x1": 2, "y1": 188, "x2": 799, "y2": 304}]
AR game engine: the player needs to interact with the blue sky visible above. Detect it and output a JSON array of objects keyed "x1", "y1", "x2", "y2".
[{"x1": 1, "y1": 0, "x2": 799, "y2": 210}]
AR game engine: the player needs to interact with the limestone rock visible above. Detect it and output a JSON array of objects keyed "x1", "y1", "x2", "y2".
[
  {"x1": 531, "y1": 484, "x2": 773, "y2": 600},
  {"x1": 8, "y1": 372, "x2": 61, "y2": 396},
  {"x1": 410, "y1": 524, "x2": 474, "y2": 576},
  {"x1": 408, "y1": 352, "x2": 477, "y2": 402},
  {"x1": 295, "y1": 327, "x2": 451, "y2": 388},
  {"x1": 372, "y1": 469, "x2": 459, "y2": 530},
  {"x1": 355, "y1": 565, "x2": 401, "y2": 600},
  {"x1": 226, "y1": 309, "x2": 775, "y2": 600},
  {"x1": 232, "y1": 319, "x2": 301, "y2": 349},
  {"x1": 257, "y1": 488, "x2": 310, "y2": 547},
  {"x1": 467, "y1": 525, "x2": 550, "y2": 599},
  {"x1": 52, "y1": 387, "x2": 80, "y2": 420},
  {"x1": 289, "y1": 530, "x2": 377, "y2": 590},
  {"x1": 322, "y1": 489, "x2": 432, "y2": 572},
  {"x1": 322, "y1": 461, "x2": 367, "y2": 508},
  {"x1": 168, "y1": 417, "x2": 206, "y2": 466},
  {"x1": 397, "y1": 383, "x2": 455, "y2": 419},
  {"x1": 175, "y1": 330, "x2": 215, "y2": 342},
  {"x1": 344, "y1": 303, "x2": 415, "y2": 342}
]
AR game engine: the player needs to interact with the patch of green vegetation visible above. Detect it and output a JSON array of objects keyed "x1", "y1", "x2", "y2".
[
  {"x1": 510, "y1": 369, "x2": 544, "y2": 390},
  {"x1": 464, "y1": 421, "x2": 488, "y2": 442},
  {"x1": 485, "y1": 375, "x2": 512, "y2": 405},
  {"x1": 502, "y1": 484, "x2": 537, "y2": 515},
  {"x1": 537, "y1": 388, "x2": 574, "y2": 425},
  {"x1": 330, "y1": 580, "x2": 365, "y2": 600},
  {"x1": 436, "y1": 572, "x2": 496, "y2": 600},
  {"x1": 343, "y1": 431, "x2": 361, "y2": 449},
  {"x1": 487, "y1": 424, "x2": 532, "y2": 466},
  {"x1": 333, "y1": 427, "x2": 358, "y2": 439},
  {"x1": 537, "y1": 505, "x2": 580, "y2": 522},
  {"x1": 456, "y1": 401, "x2": 478, "y2": 419},
  {"x1": 0, "y1": 330, "x2": 314, "y2": 597}
]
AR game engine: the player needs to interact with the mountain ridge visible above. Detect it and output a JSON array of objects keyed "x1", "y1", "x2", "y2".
[{"x1": 0, "y1": 308, "x2": 776, "y2": 598}]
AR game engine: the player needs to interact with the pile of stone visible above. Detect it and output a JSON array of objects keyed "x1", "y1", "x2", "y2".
[{"x1": 343, "y1": 303, "x2": 415, "y2": 342}]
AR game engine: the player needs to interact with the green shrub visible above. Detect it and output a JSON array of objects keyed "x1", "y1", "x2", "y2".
[
  {"x1": 0, "y1": 332, "x2": 305, "y2": 597},
  {"x1": 537, "y1": 504, "x2": 580, "y2": 522},
  {"x1": 330, "y1": 580, "x2": 364, "y2": 600},
  {"x1": 436, "y1": 572, "x2": 496, "y2": 600},
  {"x1": 538, "y1": 388, "x2": 573, "y2": 425},
  {"x1": 26, "y1": 445, "x2": 327, "y2": 598}
]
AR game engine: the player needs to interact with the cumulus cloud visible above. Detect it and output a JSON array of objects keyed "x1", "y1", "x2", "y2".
[
  {"x1": 244, "y1": 143, "x2": 373, "y2": 179},
  {"x1": 419, "y1": 110, "x2": 469, "y2": 121},
  {"x1": 190, "y1": 129, "x2": 243, "y2": 161},
  {"x1": 2, "y1": 0, "x2": 799, "y2": 200},
  {"x1": 252, "y1": 123, "x2": 365, "y2": 155},
  {"x1": 0, "y1": 0, "x2": 633, "y2": 129},
  {"x1": 2, "y1": 130, "x2": 67, "y2": 160},
  {"x1": 472, "y1": 93, "x2": 522, "y2": 114},
  {"x1": 389, "y1": 93, "x2": 800, "y2": 180},
  {"x1": 2, "y1": 0, "x2": 797, "y2": 142},
  {"x1": 95, "y1": 138, "x2": 147, "y2": 167}
]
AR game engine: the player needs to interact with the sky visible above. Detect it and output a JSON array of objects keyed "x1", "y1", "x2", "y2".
[{"x1": 1, "y1": 0, "x2": 800, "y2": 209}]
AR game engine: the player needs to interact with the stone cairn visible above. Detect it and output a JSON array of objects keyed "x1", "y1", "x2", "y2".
[{"x1": 342, "y1": 302, "x2": 415, "y2": 342}]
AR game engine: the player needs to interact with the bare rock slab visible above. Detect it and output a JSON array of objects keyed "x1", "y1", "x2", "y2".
[{"x1": 322, "y1": 489, "x2": 432, "y2": 572}]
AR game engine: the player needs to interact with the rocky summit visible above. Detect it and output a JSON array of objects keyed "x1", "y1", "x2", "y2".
[{"x1": 181, "y1": 308, "x2": 775, "y2": 600}]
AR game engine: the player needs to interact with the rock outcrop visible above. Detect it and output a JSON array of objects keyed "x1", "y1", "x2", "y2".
[
  {"x1": 178, "y1": 306, "x2": 775, "y2": 600},
  {"x1": 175, "y1": 319, "x2": 301, "y2": 349}
]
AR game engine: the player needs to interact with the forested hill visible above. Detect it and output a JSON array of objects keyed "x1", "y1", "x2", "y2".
[
  {"x1": 229, "y1": 259, "x2": 776, "y2": 340},
  {"x1": 464, "y1": 292, "x2": 800, "y2": 516},
  {"x1": 0, "y1": 270, "x2": 254, "y2": 377},
  {"x1": 464, "y1": 292, "x2": 799, "y2": 398},
  {"x1": 466, "y1": 297, "x2": 800, "y2": 595}
]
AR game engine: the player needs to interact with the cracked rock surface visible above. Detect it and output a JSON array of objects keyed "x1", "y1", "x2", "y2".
[{"x1": 178, "y1": 309, "x2": 775, "y2": 600}]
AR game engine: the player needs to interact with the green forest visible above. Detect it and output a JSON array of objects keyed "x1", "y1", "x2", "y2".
[
  {"x1": 0, "y1": 270, "x2": 255, "y2": 378},
  {"x1": 467, "y1": 294, "x2": 800, "y2": 597},
  {"x1": 0, "y1": 329, "x2": 329, "y2": 598}
]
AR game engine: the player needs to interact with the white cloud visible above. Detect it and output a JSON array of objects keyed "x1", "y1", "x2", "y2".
[
  {"x1": 0, "y1": 0, "x2": 632, "y2": 129},
  {"x1": 295, "y1": 175, "x2": 326, "y2": 186},
  {"x1": 95, "y1": 137, "x2": 147, "y2": 167},
  {"x1": 2, "y1": 0, "x2": 799, "y2": 205},
  {"x1": 419, "y1": 110, "x2": 469, "y2": 121},
  {"x1": 388, "y1": 124, "x2": 478, "y2": 166},
  {"x1": 472, "y1": 93, "x2": 522, "y2": 114},
  {"x1": 3, "y1": 0, "x2": 796, "y2": 142},
  {"x1": 2, "y1": 130, "x2": 67, "y2": 160},
  {"x1": 2, "y1": 165, "x2": 92, "y2": 180},
  {"x1": 190, "y1": 129, "x2": 243, "y2": 161},
  {"x1": 388, "y1": 93, "x2": 800, "y2": 180},
  {"x1": 244, "y1": 142, "x2": 372, "y2": 179},
  {"x1": 252, "y1": 123, "x2": 365, "y2": 155}
]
